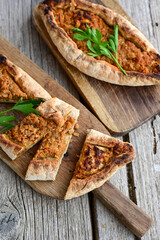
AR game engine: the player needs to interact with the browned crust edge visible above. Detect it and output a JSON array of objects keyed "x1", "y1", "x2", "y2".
[
  {"x1": 0, "y1": 54, "x2": 51, "y2": 101},
  {"x1": 37, "y1": 97, "x2": 80, "y2": 123},
  {"x1": 0, "y1": 134, "x2": 24, "y2": 160},
  {"x1": 64, "y1": 129, "x2": 135, "y2": 199},
  {"x1": 25, "y1": 160, "x2": 60, "y2": 181},
  {"x1": 35, "y1": 0, "x2": 160, "y2": 86}
]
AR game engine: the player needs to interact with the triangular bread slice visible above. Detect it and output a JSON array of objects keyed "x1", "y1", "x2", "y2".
[
  {"x1": 0, "y1": 54, "x2": 51, "y2": 102},
  {"x1": 25, "y1": 114, "x2": 79, "y2": 180},
  {"x1": 0, "y1": 98, "x2": 79, "y2": 163},
  {"x1": 25, "y1": 102, "x2": 79, "y2": 180},
  {"x1": 65, "y1": 129, "x2": 135, "y2": 200}
]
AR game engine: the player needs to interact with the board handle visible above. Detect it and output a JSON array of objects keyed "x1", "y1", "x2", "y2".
[{"x1": 93, "y1": 181, "x2": 153, "y2": 238}]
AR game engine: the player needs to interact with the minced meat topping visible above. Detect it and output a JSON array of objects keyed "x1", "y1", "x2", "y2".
[
  {"x1": 0, "y1": 66, "x2": 28, "y2": 101},
  {"x1": 74, "y1": 144, "x2": 114, "y2": 179},
  {"x1": 31, "y1": 116, "x2": 75, "y2": 160},
  {"x1": 6, "y1": 113, "x2": 75, "y2": 155},
  {"x1": 45, "y1": 0, "x2": 160, "y2": 74},
  {"x1": 6, "y1": 113, "x2": 50, "y2": 146}
]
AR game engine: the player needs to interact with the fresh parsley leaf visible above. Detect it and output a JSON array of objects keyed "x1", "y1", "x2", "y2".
[
  {"x1": 87, "y1": 40, "x2": 97, "y2": 54},
  {"x1": 73, "y1": 33, "x2": 89, "y2": 40},
  {"x1": 72, "y1": 24, "x2": 127, "y2": 75},
  {"x1": 91, "y1": 28, "x2": 99, "y2": 44},
  {"x1": 0, "y1": 115, "x2": 16, "y2": 132},
  {"x1": 16, "y1": 99, "x2": 43, "y2": 107},
  {"x1": 71, "y1": 27, "x2": 86, "y2": 35},
  {"x1": 95, "y1": 29, "x2": 102, "y2": 44},
  {"x1": 0, "y1": 99, "x2": 41, "y2": 115},
  {"x1": 114, "y1": 24, "x2": 118, "y2": 51},
  {"x1": 86, "y1": 24, "x2": 92, "y2": 37},
  {"x1": 93, "y1": 44, "x2": 102, "y2": 55},
  {"x1": 0, "y1": 122, "x2": 14, "y2": 132},
  {"x1": 13, "y1": 103, "x2": 40, "y2": 115},
  {"x1": 99, "y1": 45, "x2": 112, "y2": 59},
  {"x1": 0, "y1": 115, "x2": 16, "y2": 122},
  {"x1": 87, "y1": 53, "x2": 100, "y2": 57},
  {"x1": 0, "y1": 98, "x2": 42, "y2": 132},
  {"x1": 109, "y1": 39, "x2": 116, "y2": 53},
  {"x1": 109, "y1": 34, "x2": 115, "y2": 41},
  {"x1": 101, "y1": 40, "x2": 109, "y2": 48},
  {"x1": 14, "y1": 97, "x2": 23, "y2": 106}
]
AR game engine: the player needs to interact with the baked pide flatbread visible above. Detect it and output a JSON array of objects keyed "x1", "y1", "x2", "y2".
[
  {"x1": 0, "y1": 54, "x2": 51, "y2": 102},
  {"x1": 25, "y1": 102, "x2": 79, "y2": 180},
  {"x1": 65, "y1": 129, "x2": 135, "y2": 200},
  {"x1": 36, "y1": 0, "x2": 160, "y2": 86},
  {"x1": 0, "y1": 98, "x2": 79, "y2": 165}
]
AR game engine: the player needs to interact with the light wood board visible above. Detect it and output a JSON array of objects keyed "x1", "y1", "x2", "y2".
[
  {"x1": 33, "y1": 0, "x2": 160, "y2": 136},
  {"x1": 0, "y1": 35, "x2": 153, "y2": 237}
]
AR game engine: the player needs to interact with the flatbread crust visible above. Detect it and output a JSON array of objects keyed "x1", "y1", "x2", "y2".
[
  {"x1": 65, "y1": 129, "x2": 135, "y2": 200},
  {"x1": 0, "y1": 54, "x2": 51, "y2": 102},
  {"x1": 0, "y1": 114, "x2": 46, "y2": 160},
  {"x1": 25, "y1": 101, "x2": 79, "y2": 181},
  {"x1": 0, "y1": 97, "x2": 79, "y2": 161},
  {"x1": 35, "y1": 0, "x2": 160, "y2": 86}
]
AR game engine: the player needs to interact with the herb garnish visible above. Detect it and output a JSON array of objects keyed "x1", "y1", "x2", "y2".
[
  {"x1": 72, "y1": 24, "x2": 127, "y2": 75},
  {"x1": 0, "y1": 98, "x2": 43, "y2": 132}
]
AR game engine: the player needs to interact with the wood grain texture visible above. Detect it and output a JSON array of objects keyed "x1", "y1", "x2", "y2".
[
  {"x1": 33, "y1": 0, "x2": 160, "y2": 135},
  {"x1": 0, "y1": 35, "x2": 153, "y2": 238},
  {"x1": 0, "y1": 0, "x2": 159, "y2": 239},
  {"x1": 0, "y1": 0, "x2": 93, "y2": 239},
  {"x1": 0, "y1": 34, "x2": 110, "y2": 199},
  {"x1": 94, "y1": 0, "x2": 160, "y2": 239},
  {"x1": 119, "y1": 1, "x2": 160, "y2": 239},
  {"x1": 129, "y1": 121, "x2": 160, "y2": 240}
]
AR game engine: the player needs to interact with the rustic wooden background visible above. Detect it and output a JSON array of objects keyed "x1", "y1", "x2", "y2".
[{"x1": 0, "y1": 0, "x2": 159, "y2": 239}]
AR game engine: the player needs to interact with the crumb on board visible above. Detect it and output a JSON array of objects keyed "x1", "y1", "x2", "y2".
[
  {"x1": 74, "y1": 123, "x2": 79, "y2": 130},
  {"x1": 73, "y1": 132, "x2": 79, "y2": 137}
]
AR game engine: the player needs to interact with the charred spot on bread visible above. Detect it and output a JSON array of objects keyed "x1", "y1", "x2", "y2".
[
  {"x1": 44, "y1": 6, "x2": 52, "y2": 14},
  {"x1": 0, "y1": 55, "x2": 7, "y2": 65}
]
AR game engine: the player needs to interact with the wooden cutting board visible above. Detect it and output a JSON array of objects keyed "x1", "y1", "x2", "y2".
[
  {"x1": 0, "y1": 35, "x2": 153, "y2": 237},
  {"x1": 33, "y1": 0, "x2": 160, "y2": 136}
]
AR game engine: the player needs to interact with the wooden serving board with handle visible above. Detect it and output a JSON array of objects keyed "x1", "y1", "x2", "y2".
[
  {"x1": 0, "y1": 35, "x2": 153, "y2": 237},
  {"x1": 33, "y1": 0, "x2": 160, "y2": 136}
]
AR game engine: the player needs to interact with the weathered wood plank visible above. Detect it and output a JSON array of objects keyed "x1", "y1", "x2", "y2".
[
  {"x1": 130, "y1": 121, "x2": 160, "y2": 240},
  {"x1": 0, "y1": 0, "x2": 159, "y2": 239},
  {"x1": 94, "y1": 0, "x2": 160, "y2": 239},
  {"x1": 0, "y1": 0, "x2": 93, "y2": 239},
  {"x1": 119, "y1": 0, "x2": 160, "y2": 239}
]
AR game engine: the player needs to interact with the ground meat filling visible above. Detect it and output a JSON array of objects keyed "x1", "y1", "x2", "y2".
[
  {"x1": 31, "y1": 116, "x2": 75, "y2": 161},
  {"x1": 74, "y1": 142, "x2": 130, "y2": 179},
  {"x1": 5, "y1": 113, "x2": 75, "y2": 157},
  {"x1": 46, "y1": 1, "x2": 160, "y2": 74},
  {"x1": 74, "y1": 144, "x2": 115, "y2": 179},
  {"x1": 0, "y1": 65, "x2": 28, "y2": 101},
  {"x1": 6, "y1": 114, "x2": 49, "y2": 146}
]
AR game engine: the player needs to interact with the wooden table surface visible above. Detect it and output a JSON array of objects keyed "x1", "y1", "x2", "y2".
[{"x1": 0, "y1": 0, "x2": 159, "y2": 239}]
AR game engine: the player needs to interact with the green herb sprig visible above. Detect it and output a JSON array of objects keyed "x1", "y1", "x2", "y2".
[
  {"x1": 72, "y1": 24, "x2": 127, "y2": 75},
  {"x1": 0, "y1": 115, "x2": 16, "y2": 132},
  {"x1": 0, "y1": 98, "x2": 43, "y2": 132}
]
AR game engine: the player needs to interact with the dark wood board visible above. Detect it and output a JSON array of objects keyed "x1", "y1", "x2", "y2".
[
  {"x1": 0, "y1": 34, "x2": 153, "y2": 237},
  {"x1": 33, "y1": 0, "x2": 160, "y2": 136}
]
